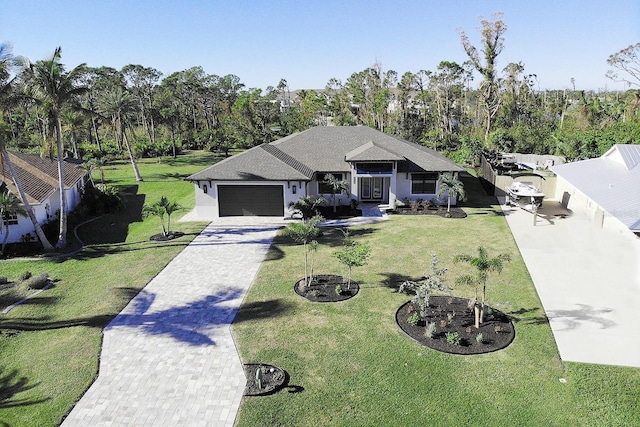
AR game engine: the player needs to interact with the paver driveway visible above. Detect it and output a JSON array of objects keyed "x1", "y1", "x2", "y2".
[{"x1": 61, "y1": 222, "x2": 281, "y2": 426}]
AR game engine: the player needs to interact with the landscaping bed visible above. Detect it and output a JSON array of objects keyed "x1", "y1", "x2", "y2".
[
  {"x1": 243, "y1": 363, "x2": 288, "y2": 396},
  {"x1": 396, "y1": 296, "x2": 515, "y2": 355},
  {"x1": 393, "y1": 206, "x2": 467, "y2": 218},
  {"x1": 294, "y1": 274, "x2": 359, "y2": 302}
]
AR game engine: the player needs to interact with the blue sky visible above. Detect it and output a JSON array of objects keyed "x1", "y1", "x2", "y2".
[{"x1": 2, "y1": 0, "x2": 639, "y2": 91}]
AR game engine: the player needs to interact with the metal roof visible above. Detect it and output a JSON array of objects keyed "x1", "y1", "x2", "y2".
[{"x1": 551, "y1": 144, "x2": 640, "y2": 231}]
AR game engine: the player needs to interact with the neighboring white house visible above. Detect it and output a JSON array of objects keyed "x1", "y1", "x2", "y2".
[
  {"x1": 551, "y1": 144, "x2": 640, "y2": 234},
  {"x1": 0, "y1": 151, "x2": 88, "y2": 243},
  {"x1": 186, "y1": 126, "x2": 465, "y2": 219}
]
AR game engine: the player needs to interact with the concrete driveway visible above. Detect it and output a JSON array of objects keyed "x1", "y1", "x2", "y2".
[{"x1": 501, "y1": 200, "x2": 640, "y2": 368}]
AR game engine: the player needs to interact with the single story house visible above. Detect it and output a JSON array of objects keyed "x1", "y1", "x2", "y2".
[
  {"x1": 551, "y1": 144, "x2": 640, "y2": 234},
  {"x1": 0, "y1": 151, "x2": 88, "y2": 243},
  {"x1": 186, "y1": 126, "x2": 465, "y2": 219}
]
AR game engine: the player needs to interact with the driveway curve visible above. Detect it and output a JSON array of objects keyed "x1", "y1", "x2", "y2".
[{"x1": 61, "y1": 222, "x2": 281, "y2": 426}]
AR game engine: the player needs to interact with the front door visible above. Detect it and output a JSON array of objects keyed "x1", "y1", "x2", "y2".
[{"x1": 359, "y1": 177, "x2": 384, "y2": 201}]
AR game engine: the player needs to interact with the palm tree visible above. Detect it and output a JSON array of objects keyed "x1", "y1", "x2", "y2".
[
  {"x1": 19, "y1": 47, "x2": 87, "y2": 249},
  {"x1": 0, "y1": 44, "x2": 54, "y2": 252},
  {"x1": 288, "y1": 195, "x2": 326, "y2": 220},
  {"x1": 60, "y1": 109, "x2": 85, "y2": 159},
  {"x1": 142, "y1": 199, "x2": 167, "y2": 236},
  {"x1": 323, "y1": 173, "x2": 349, "y2": 213},
  {"x1": 92, "y1": 157, "x2": 107, "y2": 188},
  {"x1": 454, "y1": 246, "x2": 511, "y2": 326},
  {"x1": 163, "y1": 199, "x2": 182, "y2": 236},
  {"x1": 98, "y1": 87, "x2": 143, "y2": 181},
  {"x1": 0, "y1": 191, "x2": 28, "y2": 255},
  {"x1": 436, "y1": 173, "x2": 465, "y2": 213},
  {"x1": 284, "y1": 215, "x2": 323, "y2": 289}
]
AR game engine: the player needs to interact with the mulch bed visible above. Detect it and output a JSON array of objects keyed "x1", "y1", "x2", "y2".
[
  {"x1": 294, "y1": 274, "x2": 359, "y2": 302},
  {"x1": 393, "y1": 206, "x2": 467, "y2": 218},
  {"x1": 396, "y1": 296, "x2": 515, "y2": 355},
  {"x1": 149, "y1": 231, "x2": 185, "y2": 242},
  {"x1": 243, "y1": 363, "x2": 288, "y2": 396}
]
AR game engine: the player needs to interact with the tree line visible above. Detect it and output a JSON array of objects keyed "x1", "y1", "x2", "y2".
[{"x1": 0, "y1": 14, "x2": 639, "y2": 251}]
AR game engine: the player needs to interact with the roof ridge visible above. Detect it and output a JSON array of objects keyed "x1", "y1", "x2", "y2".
[{"x1": 260, "y1": 144, "x2": 314, "y2": 178}]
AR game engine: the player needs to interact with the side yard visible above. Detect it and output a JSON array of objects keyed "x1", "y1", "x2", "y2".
[
  {"x1": 0, "y1": 152, "x2": 217, "y2": 427},
  {"x1": 232, "y1": 179, "x2": 640, "y2": 426}
]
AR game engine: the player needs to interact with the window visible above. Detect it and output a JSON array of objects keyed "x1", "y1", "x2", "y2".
[
  {"x1": 3, "y1": 212, "x2": 18, "y2": 225},
  {"x1": 202, "y1": 183, "x2": 208, "y2": 194},
  {"x1": 356, "y1": 163, "x2": 392, "y2": 174},
  {"x1": 411, "y1": 173, "x2": 438, "y2": 194},
  {"x1": 318, "y1": 173, "x2": 344, "y2": 194}
]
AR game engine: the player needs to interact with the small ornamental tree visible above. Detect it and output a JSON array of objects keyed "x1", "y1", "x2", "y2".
[
  {"x1": 284, "y1": 215, "x2": 323, "y2": 289},
  {"x1": 454, "y1": 246, "x2": 511, "y2": 326},
  {"x1": 436, "y1": 173, "x2": 465, "y2": 213},
  {"x1": 332, "y1": 230, "x2": 370, "y2": 289},
  {"x1": 398, "y1": 253, "x2": 452, "y2": 319}
]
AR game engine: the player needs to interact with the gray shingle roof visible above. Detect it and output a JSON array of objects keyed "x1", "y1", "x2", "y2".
[
  {"x1": 345, "y1": 141, "x2": 405, "y2": 161},
  {"x1": 186, "y1": 144, "x2": 314, "y2": 181},
  {"x1": 551, "y1": 144, "x2": 640, "y2": 231},
  {"x1": 187, "y1": 126, "x2": 464, "y2": 182},
  {"x1": 272, "y1": 126, "x2": 464, "y2": 172}
]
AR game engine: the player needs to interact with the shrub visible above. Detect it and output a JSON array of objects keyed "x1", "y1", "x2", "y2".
[
  {"x1": 20, "y1": 271, "x2": 32, "y2": 281},
  {"x1": 446, "y1": 332, "x2": 461, "y2": 346},
  {"x1": 476, "y1": 333, "x2": 484, "y2": 344},
  {"x1": 335, "y1": 285, "x2": 343, "y2": 296},
  {"x1": 407, "y1": 312, "x2": 420, "y2": 326},
  {"x1": 22, "y1": 273, "x2": 50, "y2": 290},
  {"x1": 425, "y1": 322, "x2": 437, "y2": 338}
]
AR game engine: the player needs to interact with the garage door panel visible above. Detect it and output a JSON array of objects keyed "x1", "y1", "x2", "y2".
[{"x1": 218, "y1": 185, "x2": 284, "y2": 216}]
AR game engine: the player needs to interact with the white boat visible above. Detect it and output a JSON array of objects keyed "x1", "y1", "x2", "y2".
[{"x1": 506, "y1": 181, "x2": 545, "y2": 208}]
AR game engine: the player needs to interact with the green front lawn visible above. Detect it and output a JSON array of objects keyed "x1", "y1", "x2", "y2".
[
  {"x1": 233, "y1": 187, "x2": 640, "y2": 426},
  {"x1": 0, "y1": 152, "x2": 218, "y2": 427}
]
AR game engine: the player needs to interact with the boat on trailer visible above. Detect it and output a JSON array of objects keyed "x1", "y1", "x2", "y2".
[{"x1": 505, "y1": 181, "x2": 545, "y2": 209}]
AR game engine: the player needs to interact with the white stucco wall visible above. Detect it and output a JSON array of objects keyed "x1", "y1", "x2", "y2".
[
  {"x1": 192, "y1": 180, "x2": 307, "y2": 219},
  {"x1": 4, "y1": 181, "x2": 84, "y2": 244},
  {"x1": 554, "y1": 175, "x2": 631, "y2": 234},
  {"x1": 395, "y1": 172, "x2": 458, "y2": 206}
]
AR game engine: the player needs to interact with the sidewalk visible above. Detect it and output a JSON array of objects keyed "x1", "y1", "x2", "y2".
[
  {"x1": 501, "y1": 200, "x2": 640, "y2": 367},
  {"x1": 61, "y1": 223, "x2": 280, "y2": 426}
]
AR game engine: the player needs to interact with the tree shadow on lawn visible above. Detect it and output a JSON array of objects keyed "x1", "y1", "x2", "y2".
[
  {"x1": 1, "y1": 288, "x2": 291, "y2": 346},
  {"x1": 0, "y1": 367, "x2": 50, "y2": 411},
  {"x1": 233, "y1": 299, "x2": 294, "y2": 324},
  {"x1": 379, "y1": 272, "x2": 422, "y2": 291},
  {"x1": 507, "y1": 307, "x2": 550, "y2": 325},
  {"x1": 75, "y1": 184, "x2": 146, "y2": 246}
]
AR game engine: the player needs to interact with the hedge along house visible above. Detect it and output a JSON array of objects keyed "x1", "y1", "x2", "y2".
[
  {"x1": 186, "y1": 126, "x2": 465, "y2": 219},
  {"x1": 0, "y1": 151, "x2": 88, "y2": 243}
]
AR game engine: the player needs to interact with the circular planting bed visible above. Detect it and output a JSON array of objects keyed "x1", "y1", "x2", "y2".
[
  {"x1": 243, "y1": 363, "x2": 288, "y2": 396},
  {"x1": 396, "y1": 296, "x2": 515, "y2": 355},
  {"x1": 149, "y1": 231, "x2": 185, "y2": 242},
  {"x1": 294, "y1": 274, "x2": 359, "y2": 302}
]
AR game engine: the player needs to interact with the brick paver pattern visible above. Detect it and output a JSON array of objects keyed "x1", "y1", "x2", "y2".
[{"x1": 61, "y1": 224, "x2": 280, "y2": 427}]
